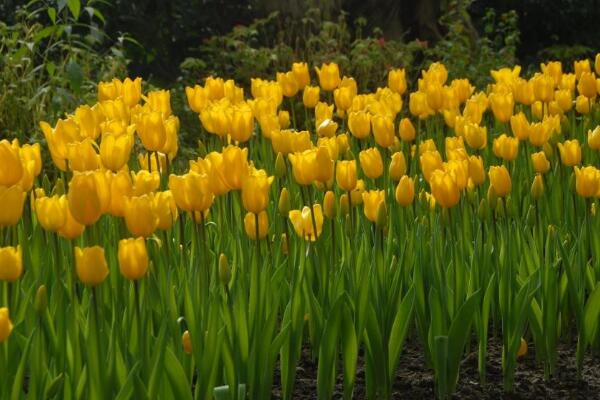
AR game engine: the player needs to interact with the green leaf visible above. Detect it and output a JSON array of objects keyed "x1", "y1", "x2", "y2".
[
  {"x1": 47, "y1": 7, "x2": 57, "y2": 24},
  {"x1": 388, "y1": 287, "x2": 415, "y2": 383},
  {"x1": 316, "y1": 296, "x2": 344, "y2": 400},
  {"x1": 583, "y1": 284, "x2": 600, "y2": 347},
  {"x1": 67, "y1": 0, "x2": 81, "y2": 19},
  {"x1": 114, "y1": 362, "x2": 141, "y2": 400},
  {"x1": 341, "y1": 305, "x2": 358, "y2": 399},
  {"x1": 164, "y1": 348, "x2": 193, "y2": 400},
  {"x1": 11, "y1": 331, "x2": 34, "y2": 400},
  {"x1": 66, "y1": 60, "x2": 84, "y2": 94}
]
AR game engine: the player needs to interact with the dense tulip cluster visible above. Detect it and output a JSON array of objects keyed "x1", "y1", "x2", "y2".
[{"x1": 3, "y1": 54, "x2": 600, "y2": 399}]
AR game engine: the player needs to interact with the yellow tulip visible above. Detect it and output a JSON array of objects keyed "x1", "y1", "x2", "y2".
[
  {"x1": 430, "y1": 170, "x2": 460, "y2": 208},
  {"x1": 595, "y1": 54, "x2": 600, "y2": 75},
  {"x1": 203, "y1": 152, "x2": 232, "y2": 195},
  {"x1": 67, "y1": 171, "x2": 110, "y2": 225},
  {"x1": 98, "y1": 78, "x2": 122, "y2": 101},
  {"x1": 35, "y1": 194, "x2": 67, "y2": 232},
  {"x1": 557, "y1": 140, "x2": 582, "y2": 166},
  {"x1": 489, "y1": 91, "x2": 514, "y2": 123},
  {"x1": 488, "y1": 165, "x2": 512, "y2": 197},
  {"x1": 0, "y1": 307, "x2": 13, "y2": 343},
  {"x1": 588, "y1": 126, "x2": 600, "y2": 150},
  {"x1": 241, "y1": 168, "x2": 274, "y2": 214},
  {"x1": 531, "y1": 151, "x2": 551, "y2": 174},
  {"x1": 292, "y1": 62, "x2": 310, "y2": 89},
  {"x1": 100, "y1": 131, "x2": 134, "y2": 172},
  {"x1": 529, "y1": 122, "x2": 551, "y2": 147},
  {"x1": 0, "y1": 185, "x2": 26, "y2": 227},
  {"x1": 317, "y1": 136, "x2": 340, "y2": 160},
  {"x1": 575, "y1": 59, "x2": 591, "y2": 80},
  {"x1": 205, "y1": 76, "x2": 225, "y2": 100},
  {"x1": 371, "y1": 114, "x2": 395, "y2": 148},
  {"x1": 532, "y1": 73, "x2": 555, "y2": 103},
  {"x1": 271, "y1": 130, "x2": 313, "y2": 155},
  {"x1": 131, "y1": 170, "x2": 160, "y2": 196},
  {"x1": 578, "y1": 72, "x2": 597, "y2": 99},
  {"x1": 348, "y1": 111, "x2": 371, "y2": 139},
  {"x1": 510, "y1": 112, "x2": 530, "y2": 141},
  {"x1": 389, "y1": 152, "x2": 407, "y2": 181},
  {"x1": 395, "y1": 175, "x2": 415, "y2": 206},
  {"x1": 576, "y1": 94, "x2": 592, "y2": 114},
  {"x1": 315, "y1": 146, "x2": 334, "y2": 184},
  {"x1": 336, "y1": 160, "x2": 357, "y2": 191},
  {"x1": 145, "y1": 89, "x2": 172, "y2": 116},
  {"x1": 124, "y1": 194, "x2": 158, "y2": 237},
  {"x1": 288, "y1": 149, "x2": 318, "y2": 186},
  {"x1": 110, "y1": 170, "x2": 133, "y2": 216},
  {"x1": 420, "y1": 150, "x2": 444, "y2": 182},
  {"x1": 74, "y1": 105, "x2": 101, "y2": 140},
  {"x1": 399, "y1": 118, "x2": 416, "y2": 142},
  {"x1": 493, "y1": 134, "x2": 519, "y2": 161},
  {"x1": 136, "y1": 111, "x2": 167, "y2": 152},
  {"x1": 289, "y1": 204, "x2": 324, "y2": 241},
  {"x1": 169, "y1": 172, "x2": 214, "y2": 213},
  {"x1": 531, "y1": 174, "x2": 544, "y2": 200},
  {"x1": 574, "y1": 166, "x2": 600, "y2": 198},
  {"x1": 555, "y1": 89, "x2": 573, "y2": 112},
  {"x1": 409, "y1": 91, "x2": 433, "y2": 119},
  {"x1": 541, "y1": 61, "x2": 562, "y2": 85},
  {"x1": 244, "y1": 211, "x2": 269, "y2": 240},
  {"x1": 277, "y1": 71, "x2": 299, "y2": 98},
  {"x1": 323, "y1": 191, "x2": 336, "y2": 219},
  {"x1": 19, "y1": 143, "x2": 42, "y2": 177},
  {"x1": 154, "y1": 190, "x2": 178, "y2": 230},
  {"x1": 186, "y1": 85, "x2": 209, "y2": 113},
  {"x1": 464, "y1": 123, "x2": 487, "y2": 150},
  {"x1": 0, "y1": 140, "x2": 24, "y2": 186},
  {"x1": 0, "y1": 246, "x2": 22, "y2": 282},
  {"x1": 334, "y1": 86, "x2": 354, "y2": 112},
  {"x1": 221, "y1": 145, "x2": 250, "y2": 190},
  {"x1": 468, "y1": 155, "x2": 486, "y2": 186},
  {"x1": 315, "y1": 63, "x2": 341, "y2": 91},
  {"x1": 491, "y1": 66, "x2": 520, "y2": 86},
  {"x1": 359, "y1": 147, "x2": 384, "y2": 179},
  {"x1": 58, "y1": 204, "x2": 85, "y2": 240},
  {"x1": 118, "y1": 237, "x2": 149, "y2": 280},
  {"x1": 75, "y1": 246, "x2": 109, "y2": 286},
  {"x1": 514, "y1": 78, "x2": 535, "y2": 105},
  {"x1": 303, "y1": 85, "x2": 320, "y2": 108},
  {"x1": 388, "y1": 68, "x2": 407, "y2": 94},
  {"x1": 362, "y1": 190, "x2": 385, "y2": 222}
]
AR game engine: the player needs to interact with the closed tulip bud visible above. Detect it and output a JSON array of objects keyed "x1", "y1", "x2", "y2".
[
  {"x1": 468, "y1": 155, "x2": 485, "y2": 186},
  {"x1": 278, "y1": 110, "x2": 290, "y2": 129},
  {"x1": 154, "y1": 190, "x2": 178, "y2": 230},
  {"x1": 510, "y1": 112, "x2": 531, "y2": 141},
  {"x1": 35, "y1": 194, "x2": 68, "y2": 232},
  {"x1": 230, "y1": 105, "x2": 254, "y2": 143},
  {"x1": 315, "y1": 63, "x2": 341, "y2": 91},
  {"x1": 395, "y1": 175, "x2": 415, "y2": 206},
  {"x1": 292, "y1": 62, "x2": 310, "y2": 89},
  {"x1": 492, "y1": 134, "x2": 519, "y2": 161},
  {"x1": 531, "y1": 174, "x2": 544, "y2": 200},
  {"x1": 118, "y1": 237, "x2": 149, "y2": 280},
  {"x1": 182, "y1": 330, "x2": 192, "y2": 354},
  {"x1": 302, "y1": 86, "x2": 320, "y2": 108},
  {"x1": 359, "y1": 148, "x2": 383, "y2": 179},
  {"x1": 531, "y1": 151, "x2": 551, "y2": 174},
  {"x1": 315, "y1": 146, "x2": 334, "y2": 184},
  {"x1": 323, "y1": 191, "x2": 336, "y2": 219},
  {"x1": 430, "y1": 170, "x2": 460, "y2": 208},
  {"x1": 281, "y1": 233, "x2": 289, "y2": 255},
  {"x1": 75, "y1": 246, "x2": 109, "y2": 286},
  {"x1": 376, "y1": 201, "x2": 388, "y2": 228},
  {"x1": 464, "y1": 123, "x2": 487, "y2": 150},
  {"x1": 244, "y1": 211, "x2": 269, "y2": 240},
  {"x1": 124, "y1": 194, "x2": 158, "y2": 237},
  {"x1": 0, "y1": 185, "x2": 26, "y2": 227},
  {"x1": 334, "y1": 86, "x2": 354, "y2": 112},
  {"x1": 557, "y1": 140, "x2": 582, "y2": 166},
  {"x1": 578, "y1": 72, "x2": 597, "y2": 99},
  {"x1": 399, "y1": 118, "x2": 416, "y2": 142},
  {"x1": 371, "y1": 114, "x2": 395, "y2": 148},
  {"x1": 100, "y1": 130, "x2": 134, "y2": 172},
  {"x1": 34, "y1": 285, "x2": 47, "y2": 315},
  {"x1": 278, "y1": 188, "x2": 291, "y2": 216},
  {"x1": 0, "y1": 307, "x2": 12, "y2": 343},
  {"x1": 388, "y1": 68, "x2": 407, "y2": 94},
  {"x1": 495, "y1": 198, "x2": 505, "y2": 219},
  {"x1": 488, "y1": 165, "x2": 512, "y2": 197},
  {"x1": 340, "y1": 194, "x2": 350, "y2": 215},
  {"x1": 277, "y1": 71, "x2": 299, "y2": 97},
  {"x1": 0, "y1": 246, "x2": 22, "y2": 282},
  {"x1": 389, "y1": 152, "x2": 407, "y2": 181},
  {"x1": 574, "y1": 166, "x2": 600, "y2": 198},
  {"x1": 289, "y1": 205, "x2": 324, "y2": 241},
  {"x1": 588, "y1": 126, "x2": 600, "y2": 149},
  {"x1": 477, "y1": 199, "x2": 488, "y2": 221},
  {"x1": 576, "y1": 94, "x2": 592, "y2": 114},
  {"x1": 241, "y1": 168, "x2": 274, "y2": 214},
  {"x1": 275, "y1": 152, "x2": 287, "y2": 177},
  {"x1": 348, "y1": 111, "x2": 371, "y2": 139},
  {"x1": 218, "y1": 253, "x2": 231, "y2": 286},
  {"x1": 336, "y1": 160, "x2": 357, "y2": 191}
]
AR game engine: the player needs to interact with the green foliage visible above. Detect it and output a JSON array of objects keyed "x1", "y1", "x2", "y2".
[{"x1": 0, "y1": 0, "x2": 128, "y2": 141}]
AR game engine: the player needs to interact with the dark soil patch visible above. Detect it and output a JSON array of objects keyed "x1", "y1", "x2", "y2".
[{"x1": 272, "y1": 337, "x2": 600, "y2": 399}]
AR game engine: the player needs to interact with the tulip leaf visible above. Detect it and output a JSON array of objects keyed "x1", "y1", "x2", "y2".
[{"x1": 164, "y1": 348, "x2": 193, "y2": 400}]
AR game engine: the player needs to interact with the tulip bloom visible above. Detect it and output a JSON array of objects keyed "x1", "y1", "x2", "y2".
[
  {"x1": 0, "y1": 185, "x2": 26, "y2": 227},
  {"x1": 492, "y1": 134, "x2": 519, "y2": 161},
  {"x1": 244, "y1": 211, "x2": 269, "y2": 240},
  {"x1": 557, "y1": 140, "x2": 582, "y2": 166},
  {"x1": 241, "y1": 168, "x2": 274, "y2": 214},
  {"x1": 531, "y1": 174, "x2": 544, "y2": 200},
  {"x1": 488, "y1": 165, "x2": 512, "y2": 197},
  {"x1": 577, "y1": 72, "x2": 597, "y2": 99},
  {"x1": 468, "y1": 155, "x2": 485, "y2": 186},
  {"x1": 464, "y1": 123, "x2": 487, "y2": 150},
  {"x1": 118, "y1": 237, "x2": 149, "y2": 280},
  {"x1": 359, "y1": 148, "x2": 384, "y2": 179},
  {"x1": 186, "y1": 85, "x2": 209, "y2": 113},
  {"x1": 0, "y1": 140, "x2": 24, "y2": 186},
  {"x1": 58, "y1": 204, "x2": 85, "y2": 240},
  {"x1": 221, "y1": 146, "x2": 250, "y2": 190},
  {"x1": 277, "y1": 71, "x2": 299, "y2": 98},
  {"x1": 0, "y1": 307, "x2": 12, "y2": 343},
  {"x1": 100, "y1": 130, "x2": 135, "y2": 172},
  {"x1": 489, "y1": 91, "x2": 514, "y2": 123},
  {"x1": 75, "y1": 246, "x2": 109, "y2": 286},
  {"x1": 288, "y1": 149, "x2": 318, "y2": 186},
  {"x1": 303, "y1": 86, "x2": 320, "y2": 108},
  {"x1": 136, "y1": 111, "x2": 168, "y2": 152},
  {"x1": 531, "y1": 151, "x2": 551, "y2": 174},
  {"x1": 510, "y1": 113, "x2": 530, "y2": 141},
  {"x1": 574, "y1": 166, "x2": 600, "y2": 198},
  {"x1": 271, "y1": 130, "x2": 312, "y2": 155},
  {"x1": 430, "y1": 170, "x2": 460, "y2": 208},
  {"x1": 289, "y1": 204, "x2": 324, "y2": 241},
  {"x1": 0, "y1": 246, "x2": 22, "y2": 282},
  {"x1": 395, "y1": 176, "x2": 415, "y2": 206},
  {"x1": 528, "y1": 122, "x2": 551, "y2": 147},
  {"x1": 389, "y1": 152, "x2": 407, "y2": 181},
  {"x1": 588, "y1": 126, "x2": 600, "y2": 150},
  {"x1": 348, "y1": 111, "x2": 371, "y2": 139},
  {"x1": 388, "y1": 68, "x2": 407, "y2": 94},
  {"x1": 67, "y1": 171, "x2": 110, "y2": 226},
  {"x1": 371, "y1": 114, "x2": 395, "y2": 148},
  {"x1": 169, "y1": 172, "x2": 214, "y2": 213},
  {"x1": 154, "y1": 190, "x2": 178, "y2": 230},
  {"x1": 230, "y1": 104, "x2": 254, "y2": 143},
  {"x1": 362, "y1": 190, "x2": 385, "y2": 222},
  {"x1": 399, "y1": 118, "x2": 416, "y2": 142},
  {"x1": 336, "y1": 160, "x2": 357, "y2": 192},
  {"x1": 315, "y1": 63, "x2": 341, "y2": 91},
  {"x1": 124, "y1": 194, "x2": 159, "y2": 237},
  {"x1": 420, "y1": 151, "x2": 444, "y2": 182},
  {"x1": 292, "y1": 62, "x2": 310, "y2": 89},
  {"x1": 35, "y1": 194, "x2": 68, "y2": 232}
]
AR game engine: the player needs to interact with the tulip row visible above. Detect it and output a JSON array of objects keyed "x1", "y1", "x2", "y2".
[{"x1": 2, "y1": 55, "x2": 600, "y2": 399}]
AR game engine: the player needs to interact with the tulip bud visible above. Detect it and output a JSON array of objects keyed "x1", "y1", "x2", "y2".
[
  {"x1": 531, "y1": 174, "x2": 544, "y2": 200},
  {"x1": 219, "y1": 253, "x2": 231, "y2": 286},
  {"x1": 275, "y1": 152, "x2": 287, "y2": 177},
  {"x1": 495, "y1": 198, "x2": 505, "y2": 219},
  {"x1": 506, "y1": 196, "x2": 516, "y2": 218},
  {"x1": 0, "y1": 307, "x2": 13, "y2": 343},
  {"x1": 441, "y1": 208, "x2": 450, "y2": 227},
  {"x1": 323, "y1": 191, "x2": 336, "y2": 219},
  {"x1": 34, "y1": 285, "x2": 48, "y2": 315},
  {"x1": 281, "y1": 233, "x2": 288, "y2": 255},
  {"x1": 376, "y1": 202, "x2": 388, "y2": 229},
  {"x1": 345, "y1": 214, "x2": 352, "y2": 236},
  {"x1": 526, "y1": 205, "x2": 536, "y2": 227},
  {"x1": 118, "y1": 238, "x2": 149, "y2": 280},
  {"x1": 340, "y1": 194, "x2": 350, "y2": 216},
  {"x1": 278, "y1": 188, "x2": 291, "y2": 216},
  {"x1": 478, "y1": 199, "x2": 488, "y2": 221},
  {"x1": 517, "y1": 338, "x2": 528, "y2": 359},
  {"x1": 487, "y1": 186, "x2": 497, "y2": 211},
  {"x1": 0, "y1": 245, "x2": 23, "y2": 282},
  {"x1": 182, "y1": 330, "x2": 192, "y2": 354}
]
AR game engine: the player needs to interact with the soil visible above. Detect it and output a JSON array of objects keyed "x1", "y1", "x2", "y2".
[{"x1": 272, "y1": 337, "x2": 600, "y2": 399}]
